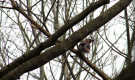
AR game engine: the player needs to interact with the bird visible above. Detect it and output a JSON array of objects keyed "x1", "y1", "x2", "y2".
[{"x1": 78, "y1": 38, "x2": 94, "y2": 54}]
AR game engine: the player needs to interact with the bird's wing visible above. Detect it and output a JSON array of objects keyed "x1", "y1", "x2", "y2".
[{"x1": 86, "y1": 44, "x2": 90, "y2": 49}]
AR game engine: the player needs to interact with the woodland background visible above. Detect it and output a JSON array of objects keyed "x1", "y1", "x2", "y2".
[{"x1": 0, "y1": 0, "x2": 134, "y2": 80}]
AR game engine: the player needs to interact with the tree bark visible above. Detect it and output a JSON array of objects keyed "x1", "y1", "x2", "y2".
[
  {"x1": 0, "y1": 0, "x2": 109, "y2": 79},
  {"x1": 113, "y1": 61, "x2": 135, "y2": 80}
]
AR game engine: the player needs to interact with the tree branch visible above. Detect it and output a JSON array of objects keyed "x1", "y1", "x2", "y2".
[
  {"x1": 0, "y1": 6, "x2": 13, "y2": 9},
  {"x1": 113, "y1": 61, "x2": 135, "y2": 80},
  {"x1": 0, "y1": 0, "x2": 109, "y2": 78}
]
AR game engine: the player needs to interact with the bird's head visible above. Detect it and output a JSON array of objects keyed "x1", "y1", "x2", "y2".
[{"x1": 85, "y1": 39, "x2": 94, "y2": 43}]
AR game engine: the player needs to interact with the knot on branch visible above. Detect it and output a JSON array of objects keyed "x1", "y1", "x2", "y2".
[{"x1": 11, "y1": 0, "x2": 20, "y2": 10}]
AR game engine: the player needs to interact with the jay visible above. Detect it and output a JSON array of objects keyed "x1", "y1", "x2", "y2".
[{"x1": 78, "y1": 39, "x2": 94, "y2": 54}]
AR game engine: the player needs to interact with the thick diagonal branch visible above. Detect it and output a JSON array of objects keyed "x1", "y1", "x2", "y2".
[{"x1": 0, "y1": 0, "x2": 108, "y2": 78}]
